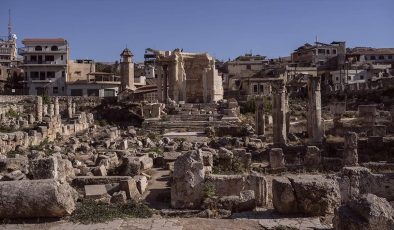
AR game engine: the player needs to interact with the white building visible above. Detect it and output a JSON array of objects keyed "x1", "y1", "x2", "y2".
[{"x1": 19, "y1": 38, "x2": 69, "y2": 95}]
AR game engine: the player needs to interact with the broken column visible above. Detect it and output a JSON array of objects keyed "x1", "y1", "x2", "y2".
[
  {"x1": 330, "y1": 102, "x2": 346, "y2": 130},
  {"x1": 307, "y1": 76, "x2": 323, "y2": 145},
  {"x1": 49, "y1": 103, "x2": 54, "y2": 117},
  {"x1": 54, "y1": 97, "x2": 60, "y2": 116},
  {"x1": 67, "y1": 97, "x2": 73, "y2": 119},
  {"x1": 271, "y1": 80, "x2": 287, "y2": 146},
  {"x1": 269, "y1": 148, "x2": 285, "y2": 169},
  {"x1": 43, "y1": 104, "x2": 48, "y2": 117},
  {"x1": 0, "y1": 179, "x2": 76, "y2": 218},
  {"x1": 343, "y1": 132, "x2": 358, "y2": 166},
  {"x1": 72, "y1": 102, "x2": 76, "y2": 115},
  {"x1": 255, "y1": 97, "x2": 265, "y2": 136},
  {"x1": 36, "y1": 96, "x2": 43, "y2": 122}
]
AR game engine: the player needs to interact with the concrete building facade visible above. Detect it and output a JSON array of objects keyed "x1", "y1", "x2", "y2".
[{"x1": 19, "y1": 38, "x2": 69, "y2": 96}]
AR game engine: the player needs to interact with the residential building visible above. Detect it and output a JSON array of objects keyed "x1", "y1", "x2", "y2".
[
  {"x1": 291, "y1": 41, "x2": 346, "y2": 69},
  {"x1": 347, "y1": 47, "x2": 394, "y2": 66},
  {"x1": 19, "y1": 38, "x2": 69, "y2": 95}
]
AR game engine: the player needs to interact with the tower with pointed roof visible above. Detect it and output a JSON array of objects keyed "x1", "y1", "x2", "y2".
[{"x1": 120, "y1": 48, "x2": 135, "y2": 91}]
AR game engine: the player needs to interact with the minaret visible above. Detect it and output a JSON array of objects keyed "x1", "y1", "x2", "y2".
[
  {"x1": 8, "y1": 9, "x2": 12, "y2": 40},
  {"x1": 120, "y1": 48, "x2": 135, "y2": 91}
]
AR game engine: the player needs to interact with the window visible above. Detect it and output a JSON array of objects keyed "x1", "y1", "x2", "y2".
[
  {"x1": 379, "y1": 55, "x2": 384, "y2": 60},
  {"x1": 389, "y1": 55, "x2": 393, "y2": 59},
  {"x1": 347, "y1": 76, "x2": 351, "y2": 81},
  {"x1": 35, "y1": 46, "x2": 42, "y2": 51},
  {"x1": 336, "y1": 77, "x2": 339, "y2": 81},
  {"x1": 326, "y1": 50, "x2": 330, "y2": 55},
  {"x1": 370, "y1": 56, "x2": 376, "y2": 60},
  {"x1": 318, "y1": 49, "x2": 326, "y2": 54},
  {"x1": 259, "y1": 84, "x2": 264, "y2": 93},
  {"x1": 53, "y1": 87, "x2": 58, "y2": 94},
  {"x1": 39, "y1": 72, "x2": 45, "y2": 80},
  {"x1": 45, "y1": 55, "x2": 54, "y2": 62},
  {"x1": 333, "y1": 49, "x2": 337, "y2": 54},
  {"x1": 30, "y1": 72, "x2": 39, "y2": 79},
  {"x1": 253, "y1": 84, "x2": 258, "y2": 93},
  {"x1": 51, "y1": 46, "x2": 58, "y2": 51},
  {"x1": 87, "y1": 89, "x2": 99, "y2": 96},
  {"x1": 30, "y1": 55, "x2": 37, "y2": 61},
  {"x1": 62, "y1": 71, "x2": 65, "y2": 78},
  {"x1": 47, "y1": 72, "x2": 55, "y2": 78},
  {"x1": 246, "y1": 64, "x2": 251, "y2": 70},
  {"x1": 61, "y1": 55, "x2": 63, "y2": 61},
  {"x1": 360, "y1": 75, "x2": 364, "y2": 80}
]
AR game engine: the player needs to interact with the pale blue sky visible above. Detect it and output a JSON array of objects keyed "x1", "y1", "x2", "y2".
[{"x1": 2, "y1": 0, "x2": 394, "y2": 62}]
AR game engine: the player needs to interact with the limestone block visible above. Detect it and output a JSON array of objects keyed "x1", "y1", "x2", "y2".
[
  {"x1": 171, "y1": 150, "x2": 205, "y2": 209},
  {"x1": 119, "y1": 179, "x2": 140, "y2": 200},
  {"x1": 85, "y1": 184, "x2": 108, "y2": 199},
  {"x1": 269, "y1": 148, "x2": 285, "y2": 169},
  {"x1": 272, "y1": 177, "x2": 298, "y2": 214},
  {"x1": 333, "y1": 194, "x2": 394, "y2": 230},
  {"x1": 0, "y1": 179, "x2": 76, "y2": 218},
  {"x1": 304, "y1": 146, "x2": 321, "y2": 169},
  {"x1": 111, "y1": 191, "x2": 127, "y2": 204},
  {"x1": 134, "y1": 175, "x2": 148, "y2": 194}
]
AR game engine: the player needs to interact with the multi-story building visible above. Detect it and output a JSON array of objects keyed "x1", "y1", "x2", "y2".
[
  {"x1": 291, "y1": 41, "x2": 346, "y2": 69},
  {"x1": 347, "y1": 47, "x2": 394, "y2": 66},
  {"x1": 19, "y1": 38, "x2": 69, "y2": 95}
]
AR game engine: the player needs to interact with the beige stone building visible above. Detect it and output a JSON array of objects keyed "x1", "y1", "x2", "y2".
[{"x1": 148, "y1": 48, "x2": 223, "y2": 103}]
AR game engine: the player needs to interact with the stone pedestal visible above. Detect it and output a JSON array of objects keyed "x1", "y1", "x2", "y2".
[
  {"x1": 343, "y1": 132, "x2": 358, "y2": 166},
  {"x1": 269, "y1": 148, "x2": 285, "y2": 169},
  {"x1": 307, "y1": 76, "x2": 323, "y2": 145},
  {"x1": 271, "y1": 80, "x2": 287, "y2": 146}
]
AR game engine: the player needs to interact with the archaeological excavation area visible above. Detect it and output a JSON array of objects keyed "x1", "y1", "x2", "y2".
[{"x1": 0, "y1": 72, "x2": 394, "y2": 230}]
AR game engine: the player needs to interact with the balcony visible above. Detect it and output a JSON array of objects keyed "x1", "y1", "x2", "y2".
[
  {"x1": 18, "y1": 47, "x2": 67, "y2": 55},
  {"x1": 22, "y1": 60, "x2": 66, "y2": 66}
]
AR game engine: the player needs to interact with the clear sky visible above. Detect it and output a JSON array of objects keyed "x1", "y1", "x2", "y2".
[{"x1": 2, "y1": 0, "x2": 394, "y2": 62}]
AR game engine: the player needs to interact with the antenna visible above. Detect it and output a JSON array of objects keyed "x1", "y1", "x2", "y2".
[
  {"x1": 315, "y1": 35, "x2": 318, "y2": 44},
  {"x1": 8, "y1": 9, "x2": 12, "y2": 39}
]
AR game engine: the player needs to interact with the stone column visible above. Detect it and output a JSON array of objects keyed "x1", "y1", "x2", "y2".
[
  {"x1": 28, "y1": 114, "x2": 35, "y2": 124},
  {"x1": 271, "y1": 80, "x2": 287, "y2": 146},
  {"x1": 255, "y1": 97, "x2": 265, "y2": 136},
  {"x1": 162, "y1": 65, "x2": 168, "y2": 103},
  {"x1": 67, "y1": 98, "x2": 73, "y2": 119},
  {"x1": 72, "y1": 103, "x2": 76, "y2": 115},
  {"x1": 307, "y1": 76, "x2": 323, "y2": 145},
  {"x1": 343, "y1": 132, "x2": 358, "y2": 166},
  {"x1": 285, "y1": 90, "x2": 290, "y2": 136},
  {"x1": 36, "y1": 96, "x2": 43, "y2": 122},
  {"x1": 54, "y1": 97, "x2": 60, "y2": 116},
  {"x1": 49, "y1": 103, "x2": 54, "y2": 117},
  {"x1": 43, "y1": 104, "x2": 48, "y2": 117},
  {"x1": 269, "y1": 148, "x2": 285, "y2": 169}
]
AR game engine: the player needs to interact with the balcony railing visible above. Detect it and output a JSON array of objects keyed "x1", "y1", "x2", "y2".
[
  {"x1": 18, "y1": 47, "x2": 67, "y2": 55},
  {"x1": 23, "y1": 60, "x2": 66, "y2": 65}
]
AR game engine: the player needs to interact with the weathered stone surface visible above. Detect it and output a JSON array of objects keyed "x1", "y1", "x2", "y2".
[
  {"x1": 134, "y1": 175, "x2": 148, "y2": 194},
  {"x1": 93, "y1": 165, "x2": 107, "y2": 176},
  {"x1": 119, "y1": 157, "x2": 141, "y2": 177},
  {"x1": 139, "y1": 156, "x2": 153, "y2": 170},
  {"x1": 289, "y1": 175, "x2": 340, "y2": 216},
  {"x1": 343, "y1": 132, "x2": 358, "y2": 166},
  {"x1": 273, "y1": 175, "x2": 340, "y2": 216},
  {"x1": 0, "y1": 179, "x2": 75, "y2": 218},
  {"x1": 72, "y1": 176, "x2": 132, "y2": 188},
  {"x1": 85, "y1": 184, "x2": 108, "y2": 199},
  {"x1": 171, "y1": 150, "x2": 205, "y2": 209},
  {"x1": 272, "y1": 177, "x2": 298, "y2": 214},
  {"x1": 119, "y1": 179, "x2": 140, "y2": 200},
  {"x1": 333, "y1": 193, "x2": 394, "y2": 230},
  {"x1": 269, "y1": 148, "x2": 285, "y2": 169}
]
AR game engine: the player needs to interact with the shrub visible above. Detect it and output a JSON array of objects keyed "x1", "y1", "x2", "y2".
[
  {"x1": 69, "y1": 199, "x2": 153, "y2": 224},
  {"x1": 5, "y1": 108, "x2": 19, "y2": 118},
  {"x1": 203, "y1": 182, "x2": 216, "y2": 198}
]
